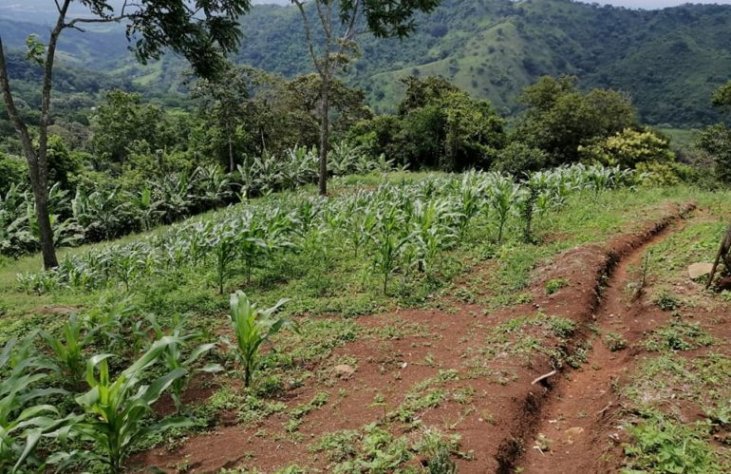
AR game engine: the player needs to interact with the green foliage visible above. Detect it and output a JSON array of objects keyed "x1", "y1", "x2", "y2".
[
  {"x1": 73, "y1": 336, "x2": 193, "y2": 473},
  {"x1": 41, "y1": 316, "x2": 88, "y2": 390},
  {"x1": 226, "y1": 292, "x2": 291, "y2": 387},
  {"x1": 353, "y1": 76, "x2": 505, "y2": 171},
  {"x1": 698, "y1": 124, "x2": 731, "y2": 186},
  {"x1": 91, "y1": 90, "x2": 168, "y2": 166},
  {"x1": 643, "y1": 321, "x2": 713, "y2": 352},
  {"x1": 579, "y1": 128, "x2": 675, "y2": 169},
  {"x1": 147, "y1": 316, "x2": 222, "y2": 413},
  {"x1": 623, "y1": 413, "x2": 722, "y2": 474},
  {"x1": 517, "y1": 76, "x2": 637, "y2": 165},
  {"x1": 0, "y1": 338, "x2": 73, "y2": 473},
  {"x1": 0, "y1": 154, "x2": 27, "y2": 195},
  {"x1": 492, "y1": 142, "x2": 548, "y2": 175},
  {"x1": 545, "y1": 278, "x2": 568, "y2": 295},
  {"x1": 712, "y1": 80, "x2": 731, "y2": 109}
]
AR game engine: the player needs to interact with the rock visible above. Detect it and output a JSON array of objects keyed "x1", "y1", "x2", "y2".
[
  {"x1": 564, "y1": 427, "x2": 585, "y2": 444},
  {"x1": 688, "y1": 263, "x2": 714, "y2": 281},
  {"x1": 334, "y1": 364, "x2": 355, "y2": 377}
]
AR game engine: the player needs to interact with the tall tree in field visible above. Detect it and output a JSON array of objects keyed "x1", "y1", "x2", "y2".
[
  {"x1": 0, "y1": 0, "x2": 252, "y2": 269},
  {"x1": 290, "y1": 0, "x2": 441, "y2": 196},
  {"x1": 192, "y1": 66, "x2": 250, "y2": 172}
]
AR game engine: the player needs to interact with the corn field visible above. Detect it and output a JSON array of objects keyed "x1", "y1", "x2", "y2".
[{"x1": 18, "y1": 164, "x2": 638, "y2": 296}]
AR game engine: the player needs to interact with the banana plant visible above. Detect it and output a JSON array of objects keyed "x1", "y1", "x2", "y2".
[
  {"x1": 73, "y1": 336, "x2": 192, "y2": 473},
  {"x1": 226, "y1": 292, "x2": 291, "y2": 388}
]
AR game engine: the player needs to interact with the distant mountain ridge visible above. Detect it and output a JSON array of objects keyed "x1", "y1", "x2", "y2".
[{"x1": 2, "y1": 0, "x2": 731, "y2": 127}]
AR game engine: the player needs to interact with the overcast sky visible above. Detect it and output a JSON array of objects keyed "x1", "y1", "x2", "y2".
[{"x1": 586, "y1": 0, "x2": 731, "y2": 7}]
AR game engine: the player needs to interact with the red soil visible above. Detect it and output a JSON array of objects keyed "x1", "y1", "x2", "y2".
[{"x1": 134, "y1": 202, "x2": 724, "y2": 474}]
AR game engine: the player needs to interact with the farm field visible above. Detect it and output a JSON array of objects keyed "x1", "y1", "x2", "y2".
[{"x1": 1, "y1": 169, "x2": 730, "y2": 473}]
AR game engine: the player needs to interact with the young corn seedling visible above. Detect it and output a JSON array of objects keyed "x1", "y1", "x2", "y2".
[
  {"x1": 0, "y1": 339, "x2": 75, "y2": 473},
  {"x1": 147, "y1": 315, "x2": 222, "y2": 413},
  {"x1": 487, "y1": 175, "x2": 520, "y2": 244},
  {"x1": 208, "y1": 224, "x2": 239, "y2": 294},
  {"x1": 41, "y1": 315, "x2": 89, "y2": 391},
  {"x1": 370, "y1": 206, "x2": 414, "y2": 295},
  {"x1": 73, "y1": 336, "x2": 193, "y2": 473},
  {"x1": 226, "y1": 291, "x2": 291, "y2": 388}
]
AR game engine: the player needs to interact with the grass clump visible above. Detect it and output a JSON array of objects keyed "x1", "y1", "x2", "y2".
[
  {"x1": 545, "y1": 278, "x2": 569, "y2": 295},
  {"x1": 643, "y1": 321, "x2": 713, "y2": 352},
  {"x1": 623, "y1": 412, "x2": 724, "y2": 474},
  {"x1": 654, "y1": 290, "x2": 681, "y2": 311},
  {"x1": 604, "y1": 332, "x2": 628, "y2": 352},
  {"x1": 312, "y1": 424, "x2": 461, "y2": 473}
]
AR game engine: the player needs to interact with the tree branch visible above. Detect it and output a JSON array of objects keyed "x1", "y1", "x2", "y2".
[{"x1": 292, "y1": 1, "x2": 324, "y2": 76}]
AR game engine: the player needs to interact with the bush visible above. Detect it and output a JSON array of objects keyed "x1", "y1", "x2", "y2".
[
  {"x1": 492, "y1": 142, "x2": 548, "y2": 175},
  {"x1": 578, "y1": 128, "x2": 675, "y2": 169}
]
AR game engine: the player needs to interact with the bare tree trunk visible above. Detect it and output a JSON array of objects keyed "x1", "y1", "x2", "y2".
[
  {"x1": 0, "y1": 0, "x2": 71, "y2": 269},
  {"x1": 228, "y1": 125, "x2": 235, "y2": 172},
  {"x1": 319, "y1": 75, "x2": 330, "y2": 196}
]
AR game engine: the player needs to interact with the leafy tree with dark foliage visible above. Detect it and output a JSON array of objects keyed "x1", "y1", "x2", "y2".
[
  {"x1": 516, "y1": 76, "x2": 636, "y2": 166},
  {"x1": 0, "y1": 0, "x2": 253, "y2": 269}
]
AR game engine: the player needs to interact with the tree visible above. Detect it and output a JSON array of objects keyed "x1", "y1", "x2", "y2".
[
  {"x1": 0, "y1": 0, "x2": 252, "y2": 269},
  {"x1": 192, "y1": 66, "x2": 250, "y2": 172},
  {"x1": 699, "y1": 81, "x2": 731, "y2": 185},
  {"x1": 91, "y1": 90, "x2": 166, "y2": 168},
  {"x1": 291, "y1": 0, "x2": 441, "y2": 195},
  {"x1": 350, "y1": 76, "x2": 505, "y2": 171},
  {"x1": 517, "y1": 76, "x2": 636, "y2": 166},
  {"x1": 712, "y1": 80, "x2": 731, "y2": 109}
]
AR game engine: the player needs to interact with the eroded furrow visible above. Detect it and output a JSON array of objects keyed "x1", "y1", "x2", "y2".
[{"x1": 517, "y1": 218, "x2": 689, "y2": 473}]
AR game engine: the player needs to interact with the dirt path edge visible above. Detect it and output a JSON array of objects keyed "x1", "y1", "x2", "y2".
[{"x1": 494, "y1": 202, "x2": 697, "y2": 474}]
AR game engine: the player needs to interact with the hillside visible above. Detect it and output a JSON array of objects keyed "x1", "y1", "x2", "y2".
[{"x1": 2, "y1": 0, "x2": 731, "y2": 126}]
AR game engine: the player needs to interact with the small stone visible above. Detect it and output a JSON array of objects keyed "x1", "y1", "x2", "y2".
[
  {"x1": 334, "y1": 364, "x2": 355, "y2": 377},
  {"x1": 688, "y1": 263, "x2": 714, "y2": 280},
  {"x1": 564, "y1": 426, "x2": 585, "y2": 444}
]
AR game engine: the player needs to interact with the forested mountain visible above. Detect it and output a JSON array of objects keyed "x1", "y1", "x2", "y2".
[{"x1": 2, "y1": 0, "x2": 731, "y2": 126}]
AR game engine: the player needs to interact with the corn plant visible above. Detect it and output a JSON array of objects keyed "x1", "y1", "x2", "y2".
[
  {"x1": 0, "y1": 339, "x2": 74, "y2": 473},
  {"x1": 73, "y1": 336, "x2": 192, "y2": 473},
  {"x1": 487, "y1": 175, "x2": 521, "y2": 244},
  {"x1": 147, "y1": 316, "x2": 222, "y2": 413},
  {"x1": 41, "y1": 316, "x2": 89, "y2": 391},
  {"x1": 370, "y1": 206, "x2": 413, "y2": 294},
  {"x1": 226, "y1": 291, "x2": 291, "y2": 387},
  {"x1": 412, "y1": 199, "x2": 459, "y2": 274},
  {"x1": 208, "y1": 224, "x2": 239, "y2": 294}
]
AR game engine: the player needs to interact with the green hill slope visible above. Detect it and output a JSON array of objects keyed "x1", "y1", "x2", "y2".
[{"x1": 2, "y1": 0, "x2": 730, "y2": 127}]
